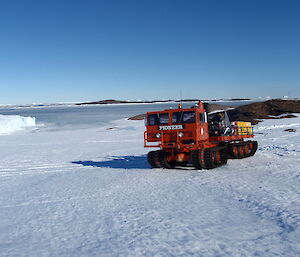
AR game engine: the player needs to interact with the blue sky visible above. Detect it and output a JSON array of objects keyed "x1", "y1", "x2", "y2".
[{"x1": 0, "y1": 0, "x2": 299, "y2": 104}]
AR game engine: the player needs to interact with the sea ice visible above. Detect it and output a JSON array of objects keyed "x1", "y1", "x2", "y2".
[{"x1": 0, "y1": 114, "x2": 36, "y2": 135}]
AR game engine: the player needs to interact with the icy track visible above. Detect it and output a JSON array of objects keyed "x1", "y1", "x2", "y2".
[
  {"x1": 0, "y1": 113, "x2": 300, "y2": 256},
  {"x1": 0, "y1": 114, "x2": 35, "y2": 135}
]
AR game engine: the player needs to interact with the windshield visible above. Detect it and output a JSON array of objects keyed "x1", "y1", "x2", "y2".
[
  {"x1": 147, "y1": 113, "x2": 169, "y2": 125},
  {"x1": 172, "y1": 111, "x2": 196, "y2": 124}
]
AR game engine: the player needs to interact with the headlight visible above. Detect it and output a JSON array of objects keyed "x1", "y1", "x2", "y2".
[
  {"x1": 178, "y1": 132, "x2": 184, "y2": 137},
  {"x1": 156, "y1": 133, "x2": 161, "y2": 138}
]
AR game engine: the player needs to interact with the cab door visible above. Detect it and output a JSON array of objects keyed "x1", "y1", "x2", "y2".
[{"x1": 197, "y1": 111, "x2": 209, "y2": 142}]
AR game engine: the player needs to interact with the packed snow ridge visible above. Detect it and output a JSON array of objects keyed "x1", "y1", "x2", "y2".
[{"x1": 0, "y1": 114, "x2": 36, "y2": 135}]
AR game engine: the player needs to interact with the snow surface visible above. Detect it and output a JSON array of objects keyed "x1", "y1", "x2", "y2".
[
  {"x1": 0, "y1": 106, "x2": 299, "y2": 257},
  {"x1": 0, "y1": 115, "x2": 36, "y2": 135}
]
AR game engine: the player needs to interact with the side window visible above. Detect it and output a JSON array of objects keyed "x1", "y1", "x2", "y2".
[
  {"x1": 200, "y1": 112, "x2": 207, "y2": 123},
  {"x1": 148, "y1": 114, "x2": 157, "y2": 125},
  {"x1": 183, "y1": 112, "x2": 195, "y2": 123}
]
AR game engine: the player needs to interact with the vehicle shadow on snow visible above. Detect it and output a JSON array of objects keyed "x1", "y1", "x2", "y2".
[{"x1": 72, "y1": 155, "x2": 151, "y2": 169}]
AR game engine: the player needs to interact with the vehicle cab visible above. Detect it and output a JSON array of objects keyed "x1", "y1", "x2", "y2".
[{"x1": 144, "y1": 101, "x2": 209, "y2": 149}]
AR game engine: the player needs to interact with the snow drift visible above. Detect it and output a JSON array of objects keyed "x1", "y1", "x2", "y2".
[{"x1": 0, "y1": 114, "x2": 36, "y2": 135}]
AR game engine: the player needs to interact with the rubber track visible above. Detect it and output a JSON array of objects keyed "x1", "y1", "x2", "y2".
[
  {"x1": 220, "y1": 148, "x2": 228, "y2": 165},
  {"x1": 228, "y1": 141, "x2": 258, "y2": 159},
  {"x1": 192, "y1": 147, "x2": 227, "y2": 170},
  {"x1": 147, "y1": 150, "x2": 162, "y2": 168},
  {"x1": 147, "y1": 150, "x2": 176, "y2": 169},
  {"x1": 204, "y1": 148, "x2": 215, "y2": 169},
  {"x1": 205, "y1": 147, "x2": 228, "y2": 169},
  {"x1": 191, "y1": 150, "x2": 204, "y2": 170},
  {"x1": 248, "y1": 141, "x2": 258, "y2": 156}
]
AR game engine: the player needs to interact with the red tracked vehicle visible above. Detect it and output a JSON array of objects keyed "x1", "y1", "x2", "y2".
[{"x1": 144, "y1": 101, "x2": 257, "y2": 169}]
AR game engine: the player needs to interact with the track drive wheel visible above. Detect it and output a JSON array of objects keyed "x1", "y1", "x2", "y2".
[
  {"x1": 244, "y1": 144, "x2": 250, "y2": 155},
  {"x1": 228, "y1": 144, "x2": 238, "y2": 159},
  {"x1": 248, "y1": 141, "x2": 258, "y2": 156},
  {"x1": 158, "y1": 150, "x2": 176, "y2": 169},
  {"x1": 238, "y1": 145, "x2": 245, "y2": 158}
]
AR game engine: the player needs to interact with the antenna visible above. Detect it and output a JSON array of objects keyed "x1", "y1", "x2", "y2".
[
  {"x1": 180, "y1": 88, "x2": 183, "y2": 104},
  {"x1": 178, "y1": 88, "x2": 183, "y2": 109}
]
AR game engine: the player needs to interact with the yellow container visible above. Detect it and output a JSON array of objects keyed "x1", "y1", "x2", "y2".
[{"x1": 232, "y1": 121, "x2": 253, "y2": 135}]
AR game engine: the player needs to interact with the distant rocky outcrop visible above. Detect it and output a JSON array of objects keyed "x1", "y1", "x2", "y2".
[
  {"x1": 76, "y1": 100, "x2": 125, "y2": 105},
  {"x1": 128, "y1": 114, "x2": 146, "y2": 120},
  {"x1": 284, "y1": 128, "x2": 296, "y2": 132},
  {"x1": 77, "y1": 99, "x2": 175, "y2": 105},
  {"x1": 227, "y1": 99, "x2": 300, "y2": 124},
  {"x1": 129, "y1": 99, "x2": 300, "y2": 123}
]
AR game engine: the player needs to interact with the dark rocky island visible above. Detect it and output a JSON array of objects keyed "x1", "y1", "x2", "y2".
[
  {"x1": 227, "y1": 99, "x2": 300, "y2": 124},
  {"x1": 129, "y1": 99, "x2": 300, "y2": 124}
]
